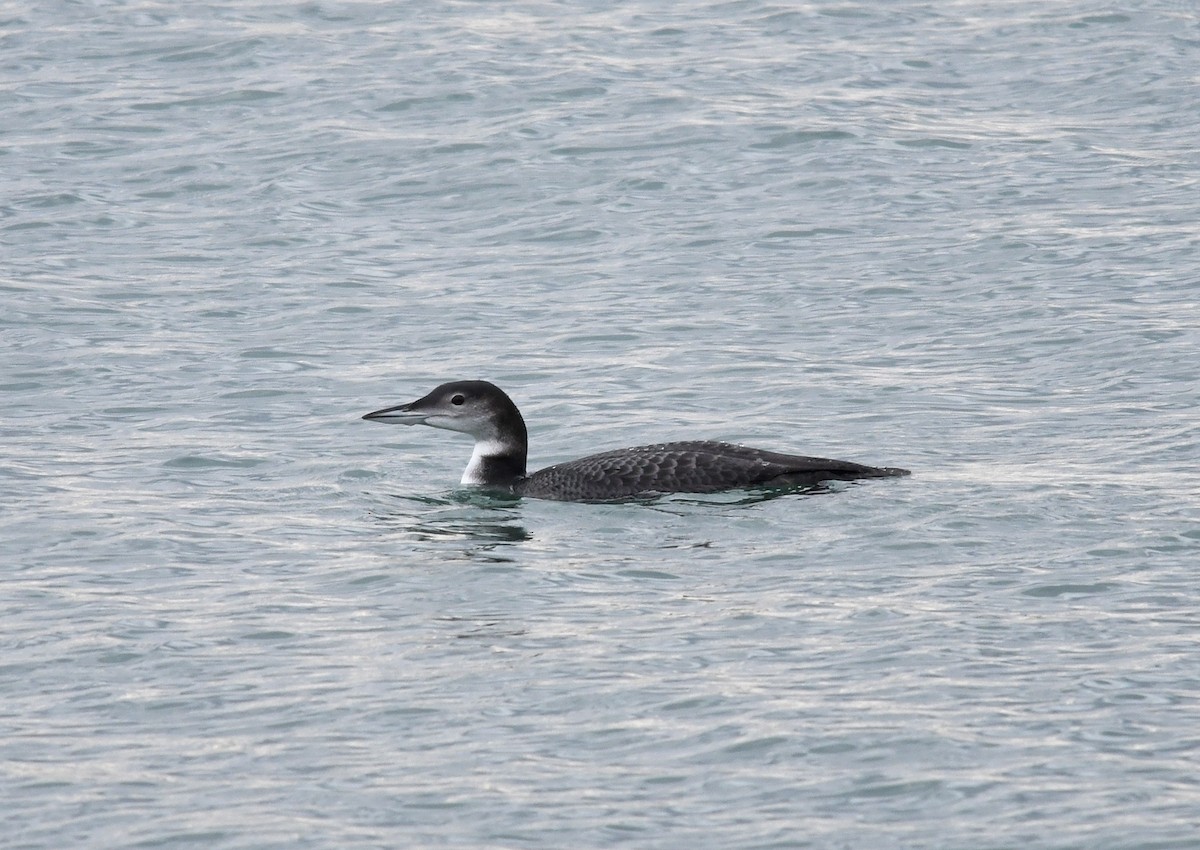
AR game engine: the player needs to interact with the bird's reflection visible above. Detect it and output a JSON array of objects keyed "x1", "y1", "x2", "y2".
[
  {"x1": 608, "y1": 481, "x2": 837, "y2": 514},
  {"x1": 367, "y1": 489, "x2": 532, "y2": 560}
]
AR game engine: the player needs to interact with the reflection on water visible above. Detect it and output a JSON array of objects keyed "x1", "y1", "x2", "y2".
[
  {"x1": 434, "y1": 614, "x2": 528, "y2": 641},
  {"x1": 640, "y1": 482, "x2": 838, "y2": 514},
  {"x1": 364, "y1": 480, "x2": 841, "y2": 563},
  {"x1": 372, "y1": 480, "x2": 839, "y2": 522},
  {"x1": 367, "y1": 490, "x2": 532, "y2": 562}
]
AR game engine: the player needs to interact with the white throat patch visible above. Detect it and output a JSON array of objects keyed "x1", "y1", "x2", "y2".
[{"x1": 461, "y1": 439, "x2": 511, "y2": 485}]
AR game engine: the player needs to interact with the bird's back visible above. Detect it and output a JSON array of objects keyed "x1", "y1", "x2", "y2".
[{"x1": 519, "y1": 440, "x2": 909, "y2": 502}]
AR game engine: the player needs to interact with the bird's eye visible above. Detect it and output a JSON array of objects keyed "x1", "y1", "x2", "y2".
[{"x1": 450, "y1": 394, "x2": 465, "y2": 406}]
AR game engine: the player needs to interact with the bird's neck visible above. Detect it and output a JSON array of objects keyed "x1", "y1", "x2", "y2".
[{"x1": 462, "y1": 438, "x2": 527, "y2": 486}]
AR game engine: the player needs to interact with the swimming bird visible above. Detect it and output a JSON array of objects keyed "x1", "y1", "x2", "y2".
[{"x1": 362, "y1": 380, "x2": 909, "y2": 502}]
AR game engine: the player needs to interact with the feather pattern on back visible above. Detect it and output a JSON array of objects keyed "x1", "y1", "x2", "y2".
[{"x1": 519, "y1": 440, "x2": 908, "y2": 502}]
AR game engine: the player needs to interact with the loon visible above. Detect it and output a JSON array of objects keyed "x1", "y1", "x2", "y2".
[{"x1": 362, "y1": 380, "x2": 909, "y2": 502}]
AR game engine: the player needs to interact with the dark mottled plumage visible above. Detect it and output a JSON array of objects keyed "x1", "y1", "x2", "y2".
[
  {"x1": 521, "y1": 441, "x2": 907, "y2": 501},
  {"x1": 363, "y1": 380, "x2": 909, "y2": 503}
]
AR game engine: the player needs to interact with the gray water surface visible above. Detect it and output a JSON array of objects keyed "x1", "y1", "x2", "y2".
[{"x1": 4, "y1": 2, "x2": 1199, "y2": 848}]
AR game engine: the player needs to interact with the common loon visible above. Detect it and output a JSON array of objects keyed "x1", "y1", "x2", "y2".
[{"x1": 362, "y1": 380, "x2": 909, "y2": 502}]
